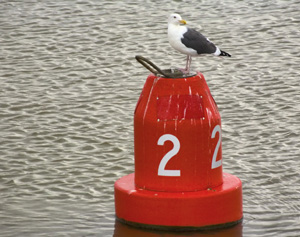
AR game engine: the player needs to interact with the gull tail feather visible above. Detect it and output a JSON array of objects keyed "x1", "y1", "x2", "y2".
[{"x1": 220, "y1": 50, "x2": 231, "y2": 57}]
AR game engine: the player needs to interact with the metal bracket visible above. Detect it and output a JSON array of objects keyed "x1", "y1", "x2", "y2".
[{"x1": 135, "y1": 55, "x2": 193, "y2": 78}]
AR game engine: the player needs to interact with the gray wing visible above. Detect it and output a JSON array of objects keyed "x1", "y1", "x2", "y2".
[{"x1": 181, "y1": 28, "x2": 217, "y2": 54}]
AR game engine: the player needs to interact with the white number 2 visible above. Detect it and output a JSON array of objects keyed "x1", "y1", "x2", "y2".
[
  {"x1": 157, "y1": 134, "x2": 181, "y2": 176},
  {"x1": 211, "y1": 125, "x2": 222, "y2": 169},
  {"x1": 157, "y1": 124, "x2": 221, "y2": 176}
]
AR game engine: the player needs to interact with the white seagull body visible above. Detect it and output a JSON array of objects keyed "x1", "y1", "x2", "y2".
[{"x1": 168, "y1": 13, "x2": 231, "y2": 74}]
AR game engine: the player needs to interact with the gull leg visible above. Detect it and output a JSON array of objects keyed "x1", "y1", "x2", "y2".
[
  {"x1": 187, "y1": 55, "x2": 192, "y2": 74},
  {"x1": 186, "y1": 55, "x2": 192, "y2": 74},
  {"x1": 185, "y1": 55, "x2": 190, "y2": 71},
  {"x1": 179, "y1": 55, "x2": 192, "y2": 74}
]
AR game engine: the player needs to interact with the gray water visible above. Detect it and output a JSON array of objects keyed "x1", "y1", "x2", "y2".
[{"x1": 1, "y1": 0, "x2": 300, "y2": 236}]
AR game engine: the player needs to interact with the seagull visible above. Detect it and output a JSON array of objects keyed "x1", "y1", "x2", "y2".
[{"x1": 167, "y1": 13, "x2": 231, "y2": 74}]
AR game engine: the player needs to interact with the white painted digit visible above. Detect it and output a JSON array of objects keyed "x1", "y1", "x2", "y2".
[
  {"x1": 211, "y1": 125, "x2": 222, "y2": 169},
  {"x1": 157, "y1": 134, "x2": 181, "y2": 176}
]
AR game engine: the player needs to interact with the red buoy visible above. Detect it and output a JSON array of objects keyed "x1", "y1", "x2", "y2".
[{"x1": 114, "y1": 72, "x2": 243, "y2": 230}]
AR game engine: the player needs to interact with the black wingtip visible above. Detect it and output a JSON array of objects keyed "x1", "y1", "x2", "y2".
[{"x1": 220, "y1": 50, "x2": 231, "y2": 57}]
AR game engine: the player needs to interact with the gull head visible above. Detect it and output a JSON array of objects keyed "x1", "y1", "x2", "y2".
[{"x1": 168, "y1": 13, "x2": 187, "y2": 25}]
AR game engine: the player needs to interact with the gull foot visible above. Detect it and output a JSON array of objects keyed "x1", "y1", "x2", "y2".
[{"x1": 178, "y1": 68, "x2": 190, "y2": 75}]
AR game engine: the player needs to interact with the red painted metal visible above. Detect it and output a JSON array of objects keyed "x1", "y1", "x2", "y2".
[
  {"x1": 134, "y1": 72, "x2": 222, "y2": 191},
  {"x1": 115, "y1": 173, "x2": 243, "y2": 229},
  {"x1": 157, "y1": 94, "x2": 204, "y2": 120},
  {"x1": 114, "y1": 72, "x2": 243, "y2": 230}
]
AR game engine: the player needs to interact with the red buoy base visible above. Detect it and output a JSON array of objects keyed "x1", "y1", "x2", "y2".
[{"x1": 114, "y1": 173, "x2": 243, "y2": 230}]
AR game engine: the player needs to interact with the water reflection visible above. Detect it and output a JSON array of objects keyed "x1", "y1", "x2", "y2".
[{"x1": 114, "y1": 220, "x2": 243, "y2": 237}]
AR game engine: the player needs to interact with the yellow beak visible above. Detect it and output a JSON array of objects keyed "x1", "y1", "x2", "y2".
[{"x1": 180, "y1": 19, "x2": 187, "y2": 25}]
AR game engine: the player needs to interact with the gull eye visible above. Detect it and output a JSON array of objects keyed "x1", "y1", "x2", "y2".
[{"x1": 173, "y1": 16, "x2": 176, "y2": 19}]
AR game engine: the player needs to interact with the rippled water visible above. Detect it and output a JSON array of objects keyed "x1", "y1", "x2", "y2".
[{"x1": 1, "y1": 0, "x2": 300, "y2": 236}]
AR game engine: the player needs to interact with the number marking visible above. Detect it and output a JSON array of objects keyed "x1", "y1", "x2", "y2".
[
  {"x1": 157, "y1": 134, "x2": 181, "y2": 176},
  {"x1": 211, "y1": 125, "x2": 222, "y2": 169}
]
